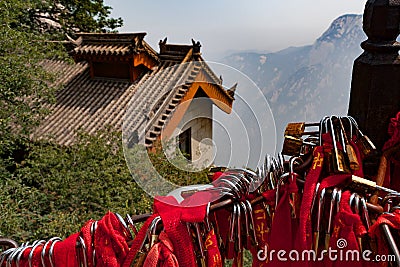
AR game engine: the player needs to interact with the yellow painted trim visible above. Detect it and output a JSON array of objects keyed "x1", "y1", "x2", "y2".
[
  {"x1": 134, "y1": 53, "x2": 157, "y2": 69},
  {"x1": 162, "y1": 77, "x2": 233, "y2": 140},
  {"x1": 193, "y1": 69, "x2": 233, "y2": 113}
]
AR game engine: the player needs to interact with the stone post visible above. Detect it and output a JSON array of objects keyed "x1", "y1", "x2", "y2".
[{"x1": 348, "y1": 0, "x2": 400, "y2": 175}]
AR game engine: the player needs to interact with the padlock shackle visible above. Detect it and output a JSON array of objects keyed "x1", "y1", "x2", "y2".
[
  {"x1": 319, "y1": 116, "x2": 329, "y2": 146},
  {"x1": 316, "y1": 188, "x2": 326, "y2": 232},
  {"x1": 327, "y1": 188, "x2": 338, "y2": 234},
  {"x1": 328, "y1": 116, "x2": 342, "y2": 170},
  {"x1": 332, "y1": 116, "x2": 347, "y2": 154},
  {"x1": 347, "y1": 116, "x2": 365, "y2": 137},
  {"x1": 340, "y1": 116, "x2": 354, "y2": 139},
  {"x1": 360, "y1": 197, "x2": 371, "y2": 229}
]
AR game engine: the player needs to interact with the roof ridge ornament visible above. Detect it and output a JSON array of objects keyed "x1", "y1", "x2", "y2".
[{"x1": 227, "y1": 83, "x2": 238, "y2": 98}]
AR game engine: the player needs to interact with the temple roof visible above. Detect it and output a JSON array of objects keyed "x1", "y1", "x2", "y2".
[
  {"x1": 33, "y1": 33, "x2": 235, "y2": 147},
  {"x1": 70, "y1": 33, "x2": 159, "y2": 61}
]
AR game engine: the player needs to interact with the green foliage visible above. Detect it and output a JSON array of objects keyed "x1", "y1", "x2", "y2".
[
  {"x1": 0, "y1": 129, "x2": 214, "y2": 242},
  {"x1": 0, "y1": 0, "x2": 60, "y2": 158},
  {"x1": 0, "y1": 0, "x2": 123, "y2": 160},
  {"x1": 0, "y1": 0, "x2": 211, "y2": 248},
  {"x1": 0, "y1": 129, "x2": 152, "y2": 242},
  {"x1": 149, "y1": 141, "x2": 210, "y2": 187},
  {"x1": 18, "y1": 0, "x2": 123, "y2": 38}
]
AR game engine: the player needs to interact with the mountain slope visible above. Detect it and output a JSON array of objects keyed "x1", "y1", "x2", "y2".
[{"x1": 222, "y1": 14, "x2": 365, "y2": 141}]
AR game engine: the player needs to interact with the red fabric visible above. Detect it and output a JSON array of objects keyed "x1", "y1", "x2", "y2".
[
  {"x1": 249, "y1": 202, "x2": 272, "y2": 267},
  {"x1": 8, "y1": 234, "x2": 79, "y2": 267},
  {"x1": 349, "y1": 139, "x2": 364, "y2": 177},
  {"x1": 205, "y1": 228, "x2": 223, "y2": 267},
  {"x1": 142, "y1": 231, "x2": 179, "y2": 267},
  {"x1": 54, "y1": 233, "x2": 80, "y2": 267},
  {"x1": 14, "y1": 247, "x2": 31, "y2": 267},
  {"x1": 268, "y1": 176, "x2": 298, "y2": 266},
  {"x1": 180, "y1": 191, "x2": 214, "y2": 222},
  {"x1": 122, "y1": 214, "x2": 158, "y2": 267},
  {"x1": 369, "y1": 209, "x2": 400, "y2": 267},
  {"x1": 214, "y1": 207, "x2": 231, "y2": 262},
  {"x1": 94, "y1": 211, "x2": 130, "y2": 267},
  {"x1": 79, "y1": 220, "x2": 95, "y2": 267},
  {"x1": 212, "y1": 172, "x2": 224, "y2": 181},
  {"x1": 154, "y1": 194, "x2": 208, "y2": 267},
  {"x1": 297, "y1": 146, "x2": 325, "y2": 253},
  {"x1": 261, "y1": 189, "x2": 276, "y2": 207},
  {"x1": 382, "y1": 111, "x2": 400, "y2": 152},
  {"x1": 382, "y1": 111, "x2": 400, "y2": 191},
  {"x1": 319, "y1": 174, "x2": 351, "y2": 190},
  {"x1": 326, "y1": 191, "x2": 363, "y2": 267},
  {"x1": 11, "y1": 244, "x2": 44, "y2": 267}
]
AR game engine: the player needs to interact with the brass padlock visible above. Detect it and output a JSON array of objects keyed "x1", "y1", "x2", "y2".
[
  {"x1": 284, "y1": 122, "x2": 320, "y2": 137},
  {"x1": 356, "y1": 135, "x2": 376, "y2": 157},
  {"x1": 328, "y1": 117, "x2": 351, "y2": 174},
  {"x1": 338, "y1": 117, "x2": 360, "y2": 171},
  {"x1": 284, "y1": 122, "x2": 305, "y2": 137},
  {"x1": 282, "y1": 135, "x2": 303, "y2": 156},
  {"x1": 324, "y1": 151, "x2": 334, "y2": 174},
  {"x1": 348, "y1": 116, "x2": 376, "y2": 157},
  {"x1": 332, "y1": 150, "x2": 351, "y2": 174}
]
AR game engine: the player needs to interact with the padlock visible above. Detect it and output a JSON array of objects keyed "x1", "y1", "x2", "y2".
[
  {"x1": 338, "y1": 117, "x2": 360, "y2": 171},
  {"x1": 225, "y1": 204, "x2": 237, "y2": 260},
  {"x1": 356, "y1": 135, "x2": 376, "y2": 157},
  {"x1": 284, "y1": 122, "x2": 320, "y2": 137},
  {"x1": 313, "y1": 188, "x2": 326, "y2": 253},
  {"x1": 346, "y1": 144, "x2": 360, "y2": 171},
  {"x1": 149, "y1": 217, "x2": 162, "y2": 248},
  {"x1": 132, "y1": 216, "x2": 161, "y2": 267},
  {"x1": 288, "y1": 156, "x2": 303, "y2": 219},
  {"x1": 193, "y1": 222, "x2": 207, "y2": 267},
  {"x1": 328, "y1": 117, "x2": 351, "y2": 174},
  {"x1": 235, "y1": 203, "x2": 243, "y2": 267},
  {"x1": 282, "y1": 135, "x2": 303, "y2": 156},
  {"x1": 325, "y1": 188, "x2": 338, "y2": 250},
  {"x1": 245, "y1": 200, "x2": 258, "y2": 248},
  {"x1": 323, "y1": 151, "x2": 334, "y2": 174},
  {"x1": 284, "y1": 122, "x2": 306, "y2": 137},
  {"x1": 348, "y1": 116, "x2": 376, "y2": 157},
  {"x1": 319, "y1": 117, "x2": 334, "y2": 173}
]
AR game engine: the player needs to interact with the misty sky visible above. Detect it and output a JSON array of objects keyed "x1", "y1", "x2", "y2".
[{"x1": 104, "y1": 0, "x2": 365, "y2": 60}]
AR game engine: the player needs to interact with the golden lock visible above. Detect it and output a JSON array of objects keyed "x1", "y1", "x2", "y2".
[
  {"x1": 328, "y1": 117, "x2": 351, "y2": 174},
  {"x1": 282, "y1": 135, "x2": 303, "y2": 156},
  {"x1": 284, "y1": 122, "x2": 305, "y2": 137},
  {"x1": 347, "y1": 116, "x2": 376, "y2": 157},
  {"x1": 334, "y1": 149, "x2": 351, "y2": 174},
  {"x1": 355, "y1": 135, "x2": 376, "y2": 157},
  {"x1": 338, "y1": 117, "x2": 360, "y2": 170},
  {"x1": 346, "y1": 144, "x2": 360, "y2": 170}
]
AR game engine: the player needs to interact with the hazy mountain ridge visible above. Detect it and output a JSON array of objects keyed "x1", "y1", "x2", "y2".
[{"x1": 222, "y1": 14, "x2": 365, "y2": 137}]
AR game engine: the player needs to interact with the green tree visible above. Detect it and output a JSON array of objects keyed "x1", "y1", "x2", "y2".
[
  {"x1": 0, "y1": 0, "x2": 57, "y2": 161},
  {"x1": 0, "y1": 0, "x2": 122, "y2": 163},
  {"x1": 0, "y1": 130, "x2": 153, "y2": 241},
  {"x1": 20, "y1": 0, "x2": 123, "y2": 38}
]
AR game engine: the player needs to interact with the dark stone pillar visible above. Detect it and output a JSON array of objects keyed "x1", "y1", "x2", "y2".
[{"x1": 348, "y1": 0, "x2": 400, "y2": 172}]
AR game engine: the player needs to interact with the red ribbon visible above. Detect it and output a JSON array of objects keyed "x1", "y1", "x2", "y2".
[
  {"x1": 369, "y1": 209, "x2": 400, "y2": 267},
  {"x1": 205, "y1": 228, "x2": 223, "y2": 267},
  {"x1": 268, "y1": 175, "x2": 298, "y2": 266},
  {"x1": 326, "y1": 191, "x2": 364, "y2": 267},
  {"x1": 296, "y1": 146, "x2": 325, "y2": 253},
  {"x1": 142, "y1": 231, "x2": 179, "y2": 267}
]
